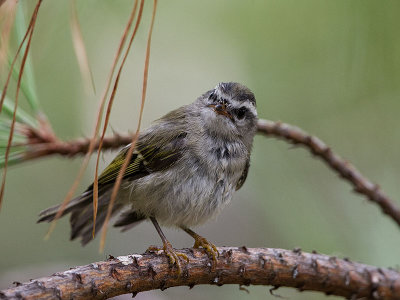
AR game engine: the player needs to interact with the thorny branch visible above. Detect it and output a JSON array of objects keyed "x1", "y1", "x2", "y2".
[
  {"x1": 1, "y1": 247, "x2": 399, "y2": 300},
  {"x1": 15, "y1": 118, "x2": 400, "y2": 230}
]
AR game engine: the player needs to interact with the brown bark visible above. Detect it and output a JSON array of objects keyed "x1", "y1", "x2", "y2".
[
  {"x1": 256, "y1": 119, "x2": 400, "y2": 229},
  {"x1": 1, "y1": 247, "x2": 399, "y2": 300},
  {"x1": 23, "y1": 132, "x2": 134, "y2": 160},
  {"x1": 17, "y1": 118, "x2": 400, "y2": 230}
]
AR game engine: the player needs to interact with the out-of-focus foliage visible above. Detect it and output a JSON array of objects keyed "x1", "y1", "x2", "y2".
[
  {"x1": 0, "y1": 1, "x2": 40, "y2": 168},
  {"x1": 1, "y1": 1, "x2": 400, "y2": 299}
]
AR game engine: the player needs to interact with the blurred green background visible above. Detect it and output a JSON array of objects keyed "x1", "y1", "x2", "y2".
[{"x1": 1, "y1": 1, "x2": 400, "y2": 299}]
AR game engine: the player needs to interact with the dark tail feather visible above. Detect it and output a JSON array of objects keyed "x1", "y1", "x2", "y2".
[
  {"x1": 37, "y1": 190, "x2": 93, "y2": 223},
  {"x1": 113, "y1": 210, "x2": 145, "y2": 232},
  {"x1": 38, "y1": 185, "x2": 123, "y2": 245},
  {"x1": 70, "y1": 201, "x2": 123, "y2": 245}
]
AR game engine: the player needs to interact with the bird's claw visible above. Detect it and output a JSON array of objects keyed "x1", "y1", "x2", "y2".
[
  {"x1": 193, "y1": 236, "x2": 219, "y2": 262},
  {"x1": 147, "y1": 242, "x2": 189, "y2": 274}
]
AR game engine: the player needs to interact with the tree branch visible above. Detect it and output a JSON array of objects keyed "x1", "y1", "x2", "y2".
[
  {"x1": 17, "y1": 118, "x2": 400, "y2": 229},
  {"x1": 256, "y1": 119, "x2": 400, "y2": 228},
  {"x1": 24, "y1": 131, "x2": 134, "y2": 160},
  {"x1": 1, "y1": 247, "x2": 399, "y2": 299}
]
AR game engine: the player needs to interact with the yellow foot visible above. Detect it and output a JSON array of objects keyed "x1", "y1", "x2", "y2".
[
  {"x1": 193, "y1": 236, "x2": 219, "y2": 262},
  {"x1": 147, "y1": 242, "x2": 189, "y2": 274}
]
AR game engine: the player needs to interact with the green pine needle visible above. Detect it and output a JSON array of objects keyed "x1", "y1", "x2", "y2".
[
  {"x1": 0, "y1": 92, "x2": 37, "y2": 127},
  {"x1": 14, "y1": 1, "x2": 41, "y2": 114},
  {"x1": 0, "y1": 151, "x2": 26, "y2": 168}
]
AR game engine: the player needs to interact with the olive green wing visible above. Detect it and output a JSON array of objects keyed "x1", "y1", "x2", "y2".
[
  {"x1": 97, "y1": 132, "x2": 187, "y2": 187},
  {"x1": 97, "y1": 148, "x2": 146, "y2": 186}
]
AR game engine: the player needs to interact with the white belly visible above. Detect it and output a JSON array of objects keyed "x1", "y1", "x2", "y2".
[{"x1": 125, "y1": 154, "x2": 244, "y2": 228}]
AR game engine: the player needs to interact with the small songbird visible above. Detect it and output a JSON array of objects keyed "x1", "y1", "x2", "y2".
[{"x1": 38, "y1": 82, "x2": 258, "y2": 271}]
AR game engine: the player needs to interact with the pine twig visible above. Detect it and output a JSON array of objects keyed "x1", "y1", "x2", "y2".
[
  {"x1": 1, "y1": 247, "x2": 399, "y2": 299},
  {"x1": 256, "y1": 119, "x2": 400, "y2": 228},
  {"x1": 23, "y1": 131, "x2": 134, "y2": 161}
]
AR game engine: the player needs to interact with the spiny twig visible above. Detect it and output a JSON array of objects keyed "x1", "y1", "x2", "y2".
[
  {"x1": 1, "y1": 247, "x2": 399, "y2": 300},
  {"x1": 256, "y1": 119, "x2": 400, "y2": 228}
]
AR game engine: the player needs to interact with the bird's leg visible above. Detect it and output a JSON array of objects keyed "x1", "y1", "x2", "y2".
[
  {"x1": 181, "y1": 227, "x2": 219, "y2": 262},
  {"x1": 148, "y1": 217, "x2": 189, "y2": 274}
]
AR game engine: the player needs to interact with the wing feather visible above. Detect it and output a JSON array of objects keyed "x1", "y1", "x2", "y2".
[{"x1": 96, "y1": 108, "x2": 188, "y2": 187}]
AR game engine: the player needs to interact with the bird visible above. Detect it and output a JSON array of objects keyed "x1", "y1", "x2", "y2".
[{"x1": 38, "y1": 82, "x2": 258, "y2": 272}]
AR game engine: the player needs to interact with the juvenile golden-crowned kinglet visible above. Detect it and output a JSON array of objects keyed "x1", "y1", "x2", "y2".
[{"x1": 38, "y1": 82, "x2": 258, "y2": 270}]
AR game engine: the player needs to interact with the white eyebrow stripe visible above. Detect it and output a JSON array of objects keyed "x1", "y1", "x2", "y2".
[{"x1": 213, "y1": 85, "x2": 257, "y2": 116}]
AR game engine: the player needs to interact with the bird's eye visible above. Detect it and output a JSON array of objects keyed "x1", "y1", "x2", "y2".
[{"x1": 237, "y1": 107, "x2": 247, "y2": 120}]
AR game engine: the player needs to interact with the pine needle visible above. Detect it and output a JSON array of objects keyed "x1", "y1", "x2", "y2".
[
  {"x1": 0, "y1": 92, "x2": 37, "y2": 127},
  {"x1": 93, "y1": 0, "x2": 142, "y2": 239},
  {"x1": 45, "y1": 0, "x2": 142, "y2": 239},
  {"x1": 0, "y1": 0, "x2": 17, "y2": 76},
  {"x1": 0, "y1": 0, "x2": 42, "y2": 209},
  {"x1": 100, "y1": 0, "x2": 158, "y2": 253},
  {"x1": 14, "y1": 1, "x2": 40, "y2": 113},
  {"x1": 70, "y1": 0, "x2": 96, "y2": 95},
  {"x1": 0, "y1": 2, "x2": 39, "y2": 115}
]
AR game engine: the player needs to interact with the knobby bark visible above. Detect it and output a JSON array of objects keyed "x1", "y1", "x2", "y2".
[{"x1": 1, "y1": 247, "x2": 399, "y2": 300}]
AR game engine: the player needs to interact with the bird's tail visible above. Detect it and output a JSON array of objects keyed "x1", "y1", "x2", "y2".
[{"x1": 38, "y1": 186, "x2": 122, "y2": 245}]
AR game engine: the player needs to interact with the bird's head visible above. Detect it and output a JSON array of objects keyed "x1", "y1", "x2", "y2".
[{"x1": 198, "y1": 82, "x2": 258, "y2": 142}]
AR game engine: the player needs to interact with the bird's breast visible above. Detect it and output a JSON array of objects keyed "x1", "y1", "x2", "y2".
[{"x1": 129, "y1": 139, "x2": 248, "y2": 227}]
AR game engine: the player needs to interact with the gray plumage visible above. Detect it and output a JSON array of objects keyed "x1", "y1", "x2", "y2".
[{"x1": 38, "y1": 82, "x2": 258, "y2": 246}]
